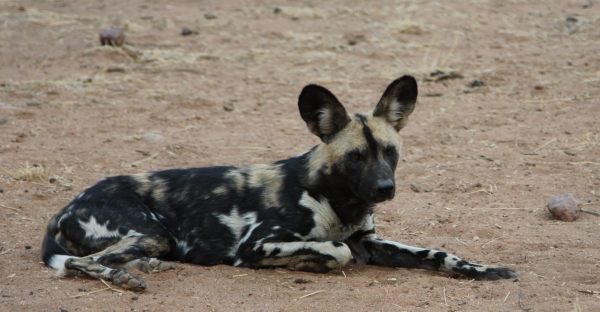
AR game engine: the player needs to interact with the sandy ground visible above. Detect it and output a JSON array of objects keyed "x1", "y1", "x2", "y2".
[{"x1": 1, "y1": 0, "x2": 600, "y2": 311}]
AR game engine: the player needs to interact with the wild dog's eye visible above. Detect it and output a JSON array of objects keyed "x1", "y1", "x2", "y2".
[
  {"x1": 385, "y1": 147, "x2": 396, "y2": 156},
  {"x1": 349, "y1": 152, "x2": 361, "y2": 161}
]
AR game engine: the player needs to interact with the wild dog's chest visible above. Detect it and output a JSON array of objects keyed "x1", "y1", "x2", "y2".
[{"x1": 298, "y1": 192, "x2": 365, "y2": 242}]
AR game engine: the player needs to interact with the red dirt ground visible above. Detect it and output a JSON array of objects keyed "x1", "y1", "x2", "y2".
[{"x1": 1, "y1": 0, "x2": 599, "y2": 311}]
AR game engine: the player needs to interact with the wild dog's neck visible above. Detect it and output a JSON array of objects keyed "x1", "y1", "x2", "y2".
[{"x1": 300, "y1": 145, "x2": 375, "y2": 226}]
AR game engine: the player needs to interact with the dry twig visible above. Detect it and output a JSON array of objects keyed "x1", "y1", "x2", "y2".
[
  {"x1": 519, "y1": 290, "x2": 531, "y2": 311},
  {"x1": 0, "y1": 204, "x2": 21, "y2": 212},
  {"x1": 299, "y1": 290, "x2": 324, "y2": 299},
  {"x1": 581, "y1": 209, "x2": 600, "y2": 217}
]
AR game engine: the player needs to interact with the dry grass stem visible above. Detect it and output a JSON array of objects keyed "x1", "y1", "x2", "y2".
[
  {"x1": 504, "y1": 292, "x2": 511, "y2": 302},
  {"x1": 454, "y1": 237, "x2": 470, "y2": 246},
  {"x1": 299, "y1": 290, "x2": 324, "y2": 299},
  {"x1": 99, "y1": 278, "x2": 126, "y2": 294},
  {"x1": 473, "y1": 207, "x2": 528, "y2": 210},
  {"x1": 575, "y1": 134, "x2": 599, "y2": 151},
  {"x1": 581, "y1": 209, "x2": 600, "y2": 217},
  {"x1": 533, "y1": 138, "x2": 557, "y2": 153},
  {"x1": 576, "y1": 290, "x2": 600, "y2": 295},
  {"x1": 522, "y1": 95, "x2": 600, "y2": 104},
  {"x1": 0, "y1": 204, "x2": 21, "y2": 211},
  {"x1": 70, "y1": 287, "x2": 110, "y2": 298},
  {"x1": 519, "y1": 290, "x2": 531, "y2": 311},
  {"x1": 4, "y1": 162, "x2": 51, "y2": 184},
  {"x1": 129, "y1": 153, "x2": 160, "y2": 167},
  {"x1": 232, "y1": 274, "x2": 248, "y2": 278},
  {"x1": 443, "y1": 287, "x2": 448, "y2": 306}
]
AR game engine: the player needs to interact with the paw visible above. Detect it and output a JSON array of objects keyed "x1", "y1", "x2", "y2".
[
  {"x1": 454, "y1": 265, "x2": 519, "y2": 281},
  {"x1": 478, "y1": 266, "x2": 519, "y2": 280},
  {"x1": 137, "y1": 257, "x2": 176, "y2": 273},
  {"x1": 292, "y1": 260, "x2": 333, "y2": 273},
  {"x1": 111, "y1": 270, "x2": 148, "y2": 291},
  {"x1": 56, "y1": 267, "x2": 83, "y2": 278}
]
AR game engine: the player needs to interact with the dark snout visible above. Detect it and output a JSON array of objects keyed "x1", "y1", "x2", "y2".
[{"x1": 375, "y1": 178, "x2": 395, "y2": 202}]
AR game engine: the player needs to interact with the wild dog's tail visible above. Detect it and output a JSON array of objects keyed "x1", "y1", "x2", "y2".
[{"x1": 41, "y1": 212, "x2": 74, "y2": 272}]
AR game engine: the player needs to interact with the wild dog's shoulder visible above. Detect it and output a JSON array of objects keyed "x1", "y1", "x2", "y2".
[{"x1": 293, "y1": 191, "x2": 369, "y2": 242}]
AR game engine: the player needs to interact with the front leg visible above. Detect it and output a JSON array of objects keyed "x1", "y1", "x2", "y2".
[
  {"x1": 345, "y1": 217, "x2": 518, "y2": 280},
  {"x1": 235, "y1": 241, "x2": 352, "y2": 273}
]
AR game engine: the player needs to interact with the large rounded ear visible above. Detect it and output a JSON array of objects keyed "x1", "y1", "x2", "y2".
[
  {"x1": 298, "y1": 84, "x2": 351, "y2": 143},
  {"x1": 372, "y1": 75, "x2": 418, "y2": 131}
]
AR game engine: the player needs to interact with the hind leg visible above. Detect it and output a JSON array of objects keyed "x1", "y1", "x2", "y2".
[
  {"x1": 117, "y1": 257, "x2": 176, "y2": 273},
  {"x1": 65, "y1": 257, "x2": 149, "y2": 291},
  {"x1": 65, "y1": 235, "x2": 174, "y2": 291}
]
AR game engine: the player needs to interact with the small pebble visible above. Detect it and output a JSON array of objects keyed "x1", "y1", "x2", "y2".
[
  {"x1": 273, "y1": 6, "x2": 282, "y2": 14},
  {"x1": 25, "y1": 245, "x2": 32, "y2": 249},
  {"x1": 131, "y1": 295, "x2": 139, "y2": 300},
  {"x1": 181, "y1": 27, "x2": 198, "y2": 36},
  {"x1": 469, "y1": 80, "x2": 485, "y2": 88},
  {"x1": 99, "y1": 28, "x2": 125, "y2": 46},
  {"x1": 223, "y1": 103, "x2": 235, "y2": 112},
  {"x1": 26, "y1": 99, "x2": 41, "y2": 107},
  {"x1": 106, "y1": 67, "x2": 125, "y2": 73},
  {"x1": 423, "y1": 187, "x2": 433, "y2": 193},
  {"x1": 410, "y1": 184, "x2": 420, "y2": 192},
  {"x1": 78, "y1": 76, "x2": 92, "y2": 83},
  {"x1": 60, "y1": 308, "x2": 68, "y2": 312},
  {"x1": 142, "y1": 133, "x2": 165, "y2": 142},
  {"x1": 204, "y1": 12, "x2": 217, "y2": 19},
  {"x1": 0, "y1": 118, "x2": 7, "y2": 125},
  {"x1": 547, "y1": 193, "x2": 582, "y2": 222}
]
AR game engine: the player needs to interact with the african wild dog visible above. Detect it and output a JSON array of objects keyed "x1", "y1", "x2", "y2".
[{"x1": 42, "y1": 75, "x2": 518, "y2": 291}]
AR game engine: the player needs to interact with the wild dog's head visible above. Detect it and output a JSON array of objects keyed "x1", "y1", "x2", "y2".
[{"x1": 299, "y1": 76, "x2": 417, "y2": 203}]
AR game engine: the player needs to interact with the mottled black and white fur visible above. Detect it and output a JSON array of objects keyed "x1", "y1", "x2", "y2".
[{"x1": 42, "y1": 75, "x2": 518, "y2": 291}]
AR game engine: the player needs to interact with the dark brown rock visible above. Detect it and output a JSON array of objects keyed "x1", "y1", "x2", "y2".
[
  {"x1": 99, "y1": 28, "x2": 125, "y2": 46},
  {"x1": 547, "y1": 193, "x2": 582, "y2": 222}
]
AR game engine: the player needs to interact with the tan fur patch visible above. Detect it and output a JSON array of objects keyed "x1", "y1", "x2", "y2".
[
  {"x1": 224, "y1": 169, "x2": 245, "y2": 194},
  {"x1": 212, "y1": 185, "x2": 228, "y2": 196},
  {"x1": 131, "y1": 173, "x2": 152, "y2": 196},
  {"x1": 306, "y1": 113, "x2": 403, "y2": 180},
  {"x1": 362, "y1": 114, "x2": 403, "y2": 159},
  {"x1": 130, "y1": 173, "x2": 168, "y2": 202},
  {"x1": 247, "y1": 164, "x2": 284, "y2": 208}
]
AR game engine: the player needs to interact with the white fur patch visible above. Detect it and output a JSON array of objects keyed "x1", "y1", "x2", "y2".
[
  {"x1": 48, "y1": 255, "x2": 80, "y2": 277},
  {"x1": 294, "y1": 150, "x2": 309, "y2": 158},
  {"x1": 260, "y1": 241, "x2": 352, "y2": 267},
  {"x1": 298, "y1": 191, "x2": 364, "y2": 242},
  {"x1": 57, "y1": 211, "x2": 72, "y2": 227},
  {"x1": 387, "y1": 99, "x2": 402, "y2": 122},
  {"x1": 79, "y1": 216, "x2": 121, "y2": 239},
  {"x1": 176, "y1": 239, "x2": 192, "y2": 256},
  {"x1": 216, "y1": 206, "x2": 259, "y2": 257}
]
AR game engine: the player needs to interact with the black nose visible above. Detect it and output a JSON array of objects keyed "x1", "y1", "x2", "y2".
[{"x1": 377, "y1": 179, "x2": 395, "y2": 198}]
